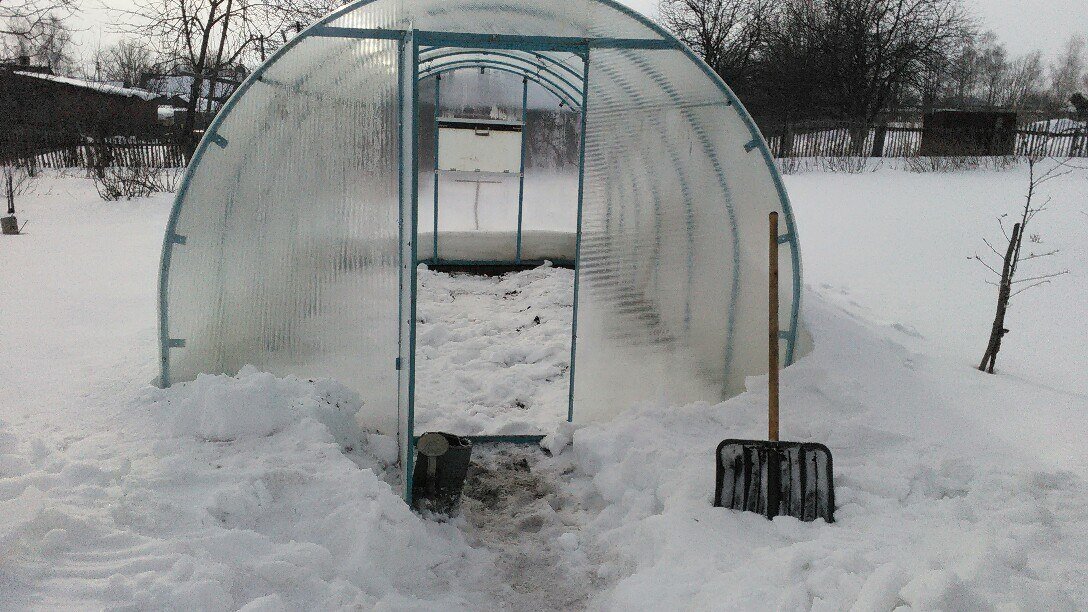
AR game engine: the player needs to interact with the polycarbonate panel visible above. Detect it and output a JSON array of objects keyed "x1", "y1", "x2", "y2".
[
  {"x1": 572, "y1": 47, "x2": 799, "y2": 423},
  {"x1": 162, "y1": 0, "x2": 804, "y2": 450},
  {"x1": 329, "y1": 0, "x2": 664, "y2": 40},
  {"x1": 163, "y1": 35, "x2": 403, "y2": 435}
]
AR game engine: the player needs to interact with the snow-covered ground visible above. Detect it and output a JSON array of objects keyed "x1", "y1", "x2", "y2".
[{"x1": 2, "y1": 164, "x2": 1087, "y2": 609}]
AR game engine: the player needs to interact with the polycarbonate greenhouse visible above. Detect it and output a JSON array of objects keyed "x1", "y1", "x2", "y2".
[{"x1": 158, "y1": 0, "x2": 804, "y2": 500}]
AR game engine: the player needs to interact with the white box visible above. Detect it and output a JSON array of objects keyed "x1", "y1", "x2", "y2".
[{"x1": 438, "y1": 126, "x2": 522, "y2": 173}]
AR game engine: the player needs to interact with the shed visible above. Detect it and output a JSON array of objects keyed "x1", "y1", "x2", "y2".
[
  {"x1": 920, "y1": 110, "x2": 1018, "y2": 156},
  {"x1": 157, "y1": 0, "x2": 805, "y2": 501}
]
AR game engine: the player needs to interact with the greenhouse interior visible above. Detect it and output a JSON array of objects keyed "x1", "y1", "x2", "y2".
[{"x1": 157, "y1": 0, "x2": 805, "y2": 500}]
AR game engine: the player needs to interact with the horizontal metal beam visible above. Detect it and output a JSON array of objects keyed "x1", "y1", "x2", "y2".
[
  {"x1": 309, "y1": 26, "x2": 676, "y2": 52},
  {"x1": 419, "y1": 60, "x2": 582, "y2": 109},
  {"x1": 418, "y1": 258, "x2": 576, "y2": 268},
  {"x1": 309, "y1": 25, "x2": 404, "y2": 40},
  {"x1": 410, "y1": 434, "x2": 546, "y2": 445},
  {"x1": 465, "y1": 434, "x2": 547, "y2": 444}
]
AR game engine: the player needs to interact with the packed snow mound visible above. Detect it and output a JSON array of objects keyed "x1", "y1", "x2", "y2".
[{"x1": 149, "y1": 366, "x2": 369, "y2": 445}]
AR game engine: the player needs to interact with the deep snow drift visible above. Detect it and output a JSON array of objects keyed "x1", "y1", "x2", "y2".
[{"x1": 2, "y1": 166, "x2": 1087, "y2": 609}]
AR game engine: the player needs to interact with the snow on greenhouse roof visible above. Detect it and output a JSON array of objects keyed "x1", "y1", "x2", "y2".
[{"x1": 13, "y1": 70, "x2": 159, "y2": 100}]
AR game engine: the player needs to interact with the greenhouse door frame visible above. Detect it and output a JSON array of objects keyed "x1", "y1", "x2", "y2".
[
  {"x1": 308, "y1": 25, "x2": 677, "y2": 500},
  {"x1": 396, "y1": 32, "x2": 592, "y2": 503},
  {"x1": 381, "y1": 29, "x2": 662, "y2": 503}
]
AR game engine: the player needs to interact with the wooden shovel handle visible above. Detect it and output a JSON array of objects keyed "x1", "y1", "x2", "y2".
[{"x1": 769, "y1": 211, "x2": 780, "y2": 442}]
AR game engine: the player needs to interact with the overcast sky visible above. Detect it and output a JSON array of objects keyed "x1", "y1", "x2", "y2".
[{"x1": 73, "y1": 0, "x2": 1087, "y2": 63}]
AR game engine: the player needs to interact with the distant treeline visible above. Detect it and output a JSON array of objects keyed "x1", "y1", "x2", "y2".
[{"x1": 659, "y1": 0, "x2": 1088, "y2": 125}]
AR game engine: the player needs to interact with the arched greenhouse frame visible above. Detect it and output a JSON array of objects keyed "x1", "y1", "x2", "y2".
[{"x1": 158, "y1": 0, "x2": 805, "y2": 501}]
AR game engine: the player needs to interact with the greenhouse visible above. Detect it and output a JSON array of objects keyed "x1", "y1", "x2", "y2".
[{"x1": 157, "y1": 0, "x2": 804, "y2": 501}]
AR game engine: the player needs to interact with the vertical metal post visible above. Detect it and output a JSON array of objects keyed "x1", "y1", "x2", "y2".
[
  {"x1": 567, "y1": 48, "x2": 590, "y2": 422},
  {"x1": 397, "y1": 30, "x2": 420, "y2": 502},
  {"x1": 432, "y1": 74, "x2": 441, "y2": 263},
  {"x1": 516, "y1": 76, "x2": 528, "y2": 263},
  {"x1": 768, "y1": 211, "x2": 780, "y2": 442}
]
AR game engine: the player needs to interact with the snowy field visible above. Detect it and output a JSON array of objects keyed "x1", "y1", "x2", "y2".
[{"x1": 2, "y1": 164, "x2": 1087, "y2": 609}]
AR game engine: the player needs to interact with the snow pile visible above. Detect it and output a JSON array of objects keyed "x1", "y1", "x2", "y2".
[
  {"x1": 414, "y1": 264, "x2": 574, "y2": 435},
  {"x1": 3, "y1": 363, "x2": 495, "y2": 607},
  {"x1": 558, "y1": 295, "x2": 1088, "y2": 610},
  {"x1": 152, "y1": 366, "x2": 365, "y2": 444}
]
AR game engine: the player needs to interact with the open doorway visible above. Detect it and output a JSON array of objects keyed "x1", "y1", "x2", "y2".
[{"x1": 413, "y1": 65, "x2": 581, "y2": 437}]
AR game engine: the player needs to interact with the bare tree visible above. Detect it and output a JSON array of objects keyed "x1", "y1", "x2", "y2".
[
  {"x1": 975, "y1": 145, "x2": 1074, "y2": 373},
  {"x1": 658, "y1": 0, "x2": 774, "y2": 96},
  {"x1": 114, "y1": 0, "x2": 298, "y2": 158},
  {"x1": 0, "y1": 0, "x2": 74, "y2": 42},
  {"x1": 816, "y1": 0, "x2": 970, "y2": 122},
  {"x1": 975, "y1": 33, "x2": 1008, "y2": 106},
  {"x1": 115, "y1": 0, "x2": 337, "y2": 159},
  {"x1": 98, "y1": 38, "x2": 157, "y2": 88},
  {"x1": 1002, "y1": 50, "x2": 1047, "y2": 110},
  {"x1": 3, "y1": 11, "x2": 75, "y2": 72},
  {"x1": 1048, "y1": 35, "x2": 1087, "y2": 114}
]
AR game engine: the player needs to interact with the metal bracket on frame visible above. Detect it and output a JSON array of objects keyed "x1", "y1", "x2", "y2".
[
  {"x1": 209, "y1": 133, "x2": 228, "y2": 148},
  {"x1": 167, "y1": 338, "x2": 186, "y2": 348}
]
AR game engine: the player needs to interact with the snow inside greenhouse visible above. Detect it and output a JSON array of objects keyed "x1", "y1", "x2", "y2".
[{"x1": 157, "y1": 0, "x2": 806, "y2": 500}]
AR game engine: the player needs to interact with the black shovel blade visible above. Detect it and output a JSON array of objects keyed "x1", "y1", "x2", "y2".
[{"x1": 714, "y1": 439, "x2": 835, "y2": 523}]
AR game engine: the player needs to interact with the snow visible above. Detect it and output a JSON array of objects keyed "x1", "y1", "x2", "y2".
[
  {"x1": 567, "y1": 294, "x2": 1088, "y2": 609},
  {"x1": 788, "y1": 165, "x2": 1088, "y2": 399},
  {"x1": 415, "y1": 264, "x2": 573, "y2": 435},
  {"x1": 13, "y1": 71, "x2": 160, "y2": 101},
  {"x1": 2, "y1": 164, "x2": 1088, "y2": 608}
]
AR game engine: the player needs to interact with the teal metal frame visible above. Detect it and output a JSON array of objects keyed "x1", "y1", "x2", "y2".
[
  {"x1": 158, "y1": 0, "x2": 803, "y2": 505},
  {"x1": 567, "y1": 49, "x2": 590, "y2": 421},
  {"x1": 397, "y1": 30, "x2": 421, "y2": 503},
  {"x1": 516, "y1": 76, "x2": 528, "y2": 263},
  {"x1": 418, "y1": 49, "x2": 584, "y2": 107},
  {"x1": 419, "y1": 60, "x2": 581, "y2": 109},
  {"x1": 431, "y1": 74, "x2": 441, "y2": 262}
]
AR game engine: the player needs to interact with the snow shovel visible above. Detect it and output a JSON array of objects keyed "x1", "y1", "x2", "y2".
[{"x1": 713, "y1": 212, "x2": 835, "y2": 522}]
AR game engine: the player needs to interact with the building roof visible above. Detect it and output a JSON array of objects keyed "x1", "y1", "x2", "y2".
[{"x1": 13, "y1": 70, "x2": 159, "y2": 101}]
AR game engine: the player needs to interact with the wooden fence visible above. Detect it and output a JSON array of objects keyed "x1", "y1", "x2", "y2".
[
  {"x1": 3, "y1": 123, "x2": 1086, "y2": 172},
  {"x1": 764, "y1": 122, "x2": 1088, "y2": 159},
  {"x1": 2, "y1": 132, "x2": 186, "y2": 171}
]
